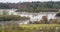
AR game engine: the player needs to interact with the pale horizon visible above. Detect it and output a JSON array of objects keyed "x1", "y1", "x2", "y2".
[{"x1": 0, "y1": 0, "x2": 60, "y2": 3}]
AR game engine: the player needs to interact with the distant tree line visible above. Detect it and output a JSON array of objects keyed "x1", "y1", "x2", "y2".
[
  {"x1": 15, "y1": 1, "x2": 60, "y2": 12},
  {"x1": 0, "y1": 1, "x2": 60, "y2": 12},
  {"x1": 0, "y1": 3, "x2": 19, "y2": 9},
  {"x1": 0, "y1": 3, "x2": 11, "y2": 9}
]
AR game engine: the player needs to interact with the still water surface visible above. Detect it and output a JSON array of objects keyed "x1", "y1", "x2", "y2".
[
  {"x1": 18, "y1": 12, "x2": 56, "y2": 21},
  {"x1": 0, "y1": 12, "x2": 57, "y2": 24}
]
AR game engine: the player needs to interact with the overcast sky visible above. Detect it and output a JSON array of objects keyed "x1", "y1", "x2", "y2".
[{"x1": 0, "y1": 0, "x2": 60, "y2": 3}]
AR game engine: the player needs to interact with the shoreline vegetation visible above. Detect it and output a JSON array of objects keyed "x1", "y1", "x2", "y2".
[
  {"x1": 16, "y1": 9, "x2": 59, "y2": 13},
  {"x1": 0, "y1": 15, "x2": 29, "y2": 21}
]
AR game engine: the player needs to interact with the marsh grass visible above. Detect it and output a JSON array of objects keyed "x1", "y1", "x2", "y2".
[{"x1": 0, "y1": 24, "x2": 60, "y2": 32}]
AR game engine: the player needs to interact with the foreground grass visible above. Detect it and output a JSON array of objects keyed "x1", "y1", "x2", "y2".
[
  {"x1": 20, "y1": 24, "x2": 60, "y2": 28},
  {"x1": 19, "y1": 24, "x2": 60, "y2": 32},
  {"x1": 0, "y1": 24, "x2": 60, "y2": 32}
]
